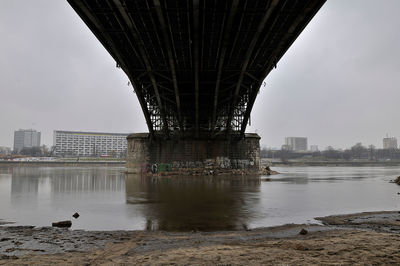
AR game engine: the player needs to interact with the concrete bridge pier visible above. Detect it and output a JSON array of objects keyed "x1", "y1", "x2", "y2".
[{"x1": 126, "y1": 133, "x2": 261, "y2": 174}]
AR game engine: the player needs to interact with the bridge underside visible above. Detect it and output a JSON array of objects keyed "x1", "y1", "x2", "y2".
[
  {"x1": 68, "y1": 0, "x2": 325, "y2": 139},
  {"x1": 68, "y1": 0, "x2": 325, "y2": 173}
]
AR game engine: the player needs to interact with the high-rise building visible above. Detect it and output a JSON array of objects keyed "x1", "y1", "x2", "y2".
[
  {"x1": 13, "y1": 129, "x2": 41, "y2": 153},
  {"x1": 53, "y1": 130, "x2": 128, "y2": 157},
  {"x1": 310, "y1": 145, "x2": 318, "y2": 152},
  {"x1": 284, "y1": 137, "x2": 308, "y2": 151},
  {"x1": 383, "y1": 136, "x2": 397, "y2": 149}
]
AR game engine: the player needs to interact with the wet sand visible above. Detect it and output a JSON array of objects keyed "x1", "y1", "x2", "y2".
[{"x1": 1, "y1": 211, "x2": 400, "y2": 265}]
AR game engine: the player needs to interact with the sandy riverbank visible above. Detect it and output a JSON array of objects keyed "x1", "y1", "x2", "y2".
[{"x1": 1, "y1": 211, "x2": 400, "y2": 265}]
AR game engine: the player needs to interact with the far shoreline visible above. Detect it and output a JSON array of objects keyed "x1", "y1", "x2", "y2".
[
  {"x1": 265, "y1": 160, "x2": 400, "y2": 167},
  {"x1": 2, "y1": 160, "x2": 400, "y2": 168},
  {"x1": 0, "y1": 161, "x2": 125, "y2": 167}
]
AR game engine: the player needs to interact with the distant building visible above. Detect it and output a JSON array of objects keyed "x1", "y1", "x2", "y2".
[
  {"x1": 284, "y1": 137, "x2": 308, "y2": 151},
  {"x1": 13, "y1": 129, "x2": 41, "y2": 153},
  {"x1": 0, "y1": 146, "x2": 11, "y2": 155},
  {"x1": 53, "y1": 130, "x2": 128, "y2": 157},
  {"x1": 383, "y1": 136, "x2": 397, "y2": 149},
  {"x1": 281, "y1": 144, "x2": 291, "y2": 151},
  {"x1": 310, "y1": 145, "x2": 318, "y2": 152}
]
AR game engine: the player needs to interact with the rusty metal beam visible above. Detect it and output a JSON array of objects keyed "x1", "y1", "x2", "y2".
[
  {"x1": 249, "y1": 1, "x2": 289, "y2": 71},
  {"x1": 244, "y1": 72, "x2": 259, "y2": 82},
  {"x1": 153, "y1": 0, "x2": 183, "y2": 132},
  {"x1": 68, "y1": 0, "x2": 154, "y2": 135},
  {"x1": 112, "y1": 0, "x2": 169, "y2": 136},
  {"x1": 193, "y1": 0, "x2": 200, "y2": 137},
  {"x1": 240, "y1": 0, "x2": 326, "y2": 138},
  {"x1": 211, "y1": 0, "x2": 239, "y2": 131},
  {"x1": 226, "y1": 0, "x2": 280, "y2": 133}
]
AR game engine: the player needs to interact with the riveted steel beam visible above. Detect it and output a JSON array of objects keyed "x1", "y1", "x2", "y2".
[
  {"x1": 226, "y1": 0, "x2": 280, "y2": 134},
  {"x1": 112, "y1": 0, "x2": 169, "y2": 136}
]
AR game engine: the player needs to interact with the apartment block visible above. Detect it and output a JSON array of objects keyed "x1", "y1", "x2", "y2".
[{"x1": 53, "y1": 130, "x2": 128, "y2": 157}]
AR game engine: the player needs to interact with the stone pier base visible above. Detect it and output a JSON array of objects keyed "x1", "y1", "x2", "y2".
[{"x1": 126, "y1": 133, "x2": 261, "y2": 175}]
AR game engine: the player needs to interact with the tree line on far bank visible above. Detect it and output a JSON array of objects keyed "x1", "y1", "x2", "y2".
[{"x1": 261, "y1": 143, "x2": 400, "y2": 161}]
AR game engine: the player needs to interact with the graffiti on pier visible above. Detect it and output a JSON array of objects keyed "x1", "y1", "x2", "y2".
[
  {"x1": 141, "y1": 157, "x2": 256, "y2": 174},
  {"x1": 141, "y1": 163, "x2": 171, "y2": 174}
]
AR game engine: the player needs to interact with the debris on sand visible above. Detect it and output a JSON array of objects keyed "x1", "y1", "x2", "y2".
[
  {"x1": 72, "y1": 212, "x2": 80, "y2": 219},
  {"x1": 263, "y1": 166, "x2": 280, "y2": 176},
  {"x1": 299, "y1": 228, "x2": 308, "y2": 235},
  {"x1": 52, "y1": 220, "x2": 72, "y2": 228}
]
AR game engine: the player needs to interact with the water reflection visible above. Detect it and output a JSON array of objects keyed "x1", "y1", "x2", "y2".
[
  {"x1": 1, "y1": 166, "x2": 399, "y2": 231},
  {"x1": 51, "y1": 169, "x2": 124, "y2": 193},
  {"x1": 10, "y1": 168, "x2": 42, "y2": 207},
  {"x1": 8, "y1": 167, "x2": 125, "y2": 195},
  {"x1": 125, "y1": 174, "x2": 261, "y2": 231},
  {"x1": 1, "y1": 167, "x2": 128, "y2": 230},
  {"x1": 11, "y1": 172, "x2": 39, "y2": 194}
]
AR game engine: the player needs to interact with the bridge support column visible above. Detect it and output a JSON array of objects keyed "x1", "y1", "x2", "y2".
[{"x1": 126, "y1": 133, "x2": 261, "y2": 174}]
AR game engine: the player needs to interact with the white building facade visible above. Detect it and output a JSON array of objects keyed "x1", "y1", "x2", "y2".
[{"x1": 53, "y1": 130, "x2": 128, "y2": 157}]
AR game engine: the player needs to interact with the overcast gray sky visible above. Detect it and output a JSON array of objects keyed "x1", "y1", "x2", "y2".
[{"x1": 1, "y1": 0, "x2": 399, "y2": 150}]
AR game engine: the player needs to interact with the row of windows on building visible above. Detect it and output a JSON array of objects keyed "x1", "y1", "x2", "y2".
[{"x1": 53, "y1": 131, "x2": 128, "y2": 156}]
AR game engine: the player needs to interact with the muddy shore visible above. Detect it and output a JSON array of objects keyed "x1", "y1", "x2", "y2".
[{"x1": 1, "y1": 211, "x2": 400, "y2": 265}]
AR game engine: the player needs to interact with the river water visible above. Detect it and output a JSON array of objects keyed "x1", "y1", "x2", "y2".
[{"x1": 0, "y1": 166, "x2": 399, "y2": 231}]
